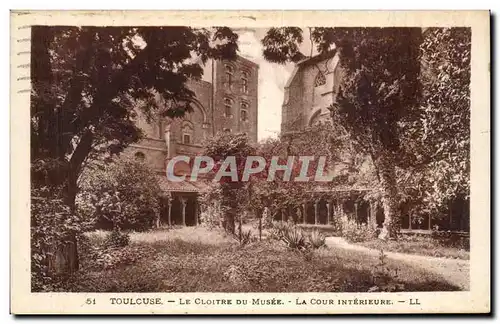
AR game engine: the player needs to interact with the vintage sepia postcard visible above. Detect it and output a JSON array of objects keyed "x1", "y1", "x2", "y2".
[{"x1": 10, "y1": 10, "x2": 490, "y2": 315}]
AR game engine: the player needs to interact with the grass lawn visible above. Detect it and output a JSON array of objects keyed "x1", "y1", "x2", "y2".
[
  {"x1": 60, "y1": 227, "x2": 461, "y2": 292},
  {"x1": 241, "y1": 221, "x2": 341, "y2": 240},
  {"x1": 358, "y1": 236, "x2": 469, "y2": 260}
]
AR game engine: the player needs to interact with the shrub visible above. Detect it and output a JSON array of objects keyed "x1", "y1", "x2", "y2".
[
  {"x1": 430, "y1": 229, "x2": 470, "y2": 250},
  {"x1": 270, "y1": 222, "x2": 329, "y2": 251},
  {"x1": 308, "y1": 230, "x2": 326, "y2": 249},
  {"x1": 75, "y1": 191, "x2": 98, "y2": 227},
  {"x1": 199, "y1": 203, "x2": 224, "y2": 229},
  {"x1": 233, "y1": 229, "x2": 254, "y2": 246},
  {"x1": 368, "y1": 249, "x2": 405, "y2": 292},
  {"x1": 339, "y1": 216, "x2": 376, "y2": 243},
  {"x1": 243, "y1": 230, "x2": 255, "y2": 245},
  {"x1": 261, "y1": 207, "x2": 274, "y2": 229},
  {"x1": 78, "y1": 158, "x2": 162, "y2": 232},
  {"x1": 269, "y1": 221, "x2": 289, "y2": 240},
  {"x1": 83, "y1": 230, "x2": 109, "y2": 247},
  {"x1": 280, "y1": 224, "x2": 307, "y2": 250},
  {"x1": 105, "y1": 229, "x2": 130, "y2": 248},
  {"x1": 79, "y1": 243, "x2": 152, "y2": 272}
]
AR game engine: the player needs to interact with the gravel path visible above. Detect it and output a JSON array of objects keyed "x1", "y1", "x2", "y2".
[{"x1": 325, "y1": 236, "x2": 470, "y2": 290}]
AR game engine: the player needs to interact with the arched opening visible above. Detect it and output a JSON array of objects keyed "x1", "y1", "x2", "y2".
[
  {"x1": 181, "y1": 120, "x2": 194, "y2": 144},
  {"x1": 318, "y1": 200, "x2": 328, "y2": 224},
  {"x1": 225, "y1": 64, "x2": 234, "y2": 90},
  {"x1": 185, "y1": 195, "x2": 198, "y2": 226},
  {"x1": 170, "y1": 197, "x2": 183, "y2": 226},
  {"x1": 224, "y1": 98, "x2": 233, "y2": 118},
  {"x1": 240, "y1": 101, "x2": 249, "y2": 121},
  {"x1": 241, "y1": 71, "x2": 249, "y2": 93},
  {"x1": 306, "y1": 202, "x2": 315, "y2": 224}
]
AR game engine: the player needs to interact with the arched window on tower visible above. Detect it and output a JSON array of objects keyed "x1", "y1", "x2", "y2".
[
  {"x1": 240, "y1": 101, "x2": 249, "y2": 122},
  {"x1": 314, "y1": 71, "x2": 326, "y2": 87},
  {"x1": 224, "y1": 98, "x2": 233, "y2": 118},
  {"x1": 225, "y1": 65, "x2": 234, "y2": 90},
  {"x1": 313, "y1": 71, "x2": 327, "y2": 107},
  {"x1": 241, "y1": 71, "x2": 249, "y2": 93}
]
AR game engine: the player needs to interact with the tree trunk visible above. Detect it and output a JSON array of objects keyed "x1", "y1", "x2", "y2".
[
  {"x1": 223, "y1": 208, "x2": 236, "y2": 234},
  {"x1": 56, "y1": 131, "x2": 94, "y2": 275},
  {"x1": 64, "y1": 130, "x2": 94, "y2": 209},
  {"x1": 374, "y1": 153, "x2": 400, "y2": 240},
  {"x1": 48, "y1": 234, "x2": 79, "y2": 276}
]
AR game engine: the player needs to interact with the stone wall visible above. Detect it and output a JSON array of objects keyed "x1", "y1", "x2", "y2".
[{"x1": 281, "y1": 52, "x2": 342, "y2": 132}]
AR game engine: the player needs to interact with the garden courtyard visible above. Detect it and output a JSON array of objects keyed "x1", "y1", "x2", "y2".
[{"x1": 55, "y1": 225, "x2": 468, "y2": 293}]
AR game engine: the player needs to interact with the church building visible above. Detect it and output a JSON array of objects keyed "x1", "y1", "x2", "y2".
[{"x1": 123, "y1": 55, "x2": 259, "y2": 227}]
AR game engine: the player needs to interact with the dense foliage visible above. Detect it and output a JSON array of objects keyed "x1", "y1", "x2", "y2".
[
  {"x1": 399, "y1": 28, "x2": 471, "y2": 215},
  {"x1": 30, "y1": 25, "x2": 240, "y2": 277},
  {"x1": 78, "y1": 158, "x2": 163, "y2": 231},
  {"x1": 202, "y1": 133, "x2": 256, "y2": 234},
  {"x1": 249, "y1": 122, "x2": 353, "y2": 218},
  {"x1": 261, "y1": 27, "x2": 470, "y2": 236},
  {"x1": 31, "y1": 26, "x2": 239, "y2": 208},
  {"x1": 338, "y1": 216, "x2": 377, "y2": 243}
]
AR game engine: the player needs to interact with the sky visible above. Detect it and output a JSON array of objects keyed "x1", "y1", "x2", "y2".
[{"x1": 235, "y1": 28, "x2": 317, "y2": 141}]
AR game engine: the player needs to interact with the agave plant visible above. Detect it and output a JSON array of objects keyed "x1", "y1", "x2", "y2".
[
  {"x1": 270, "y1": 221, "x2": 289, "y2": 240},
  {"x1": 282, "y1": 226, "x2": 306, "y2": 250},
  {"x1": 241, "y1": 229, "x2": 253, "y2": 246},
  {"x1": 308, "y1": 229, "x2": 326, "y2": 249}
]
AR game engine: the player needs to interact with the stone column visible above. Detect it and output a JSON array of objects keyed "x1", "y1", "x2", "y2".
[
  {"x1": 281, "y1": 208, "x2": 285, "y2": 222},
  {"x1": 167, "y1": 199, "x2": 172, "y2": 227},
  {"x1": 198, "y1": 203, "x2": 203, "y2": 223},
  {"x1": 302, "y1": 201, "x2": 307, "y2": 225},
  {"x1": 368, "y1": 201, "x2": 373, "y2": 227},
  {"x1": 369, "y1": 201, "x2": 377, "y2": 229},
  {"x1": 180, "y1": 197, "x2": 187, "y2": 226},
  {"x1": 314, "y1": 200, "x2": 319, "y2": 225},
  {"x1": 194, "y1": 199, "x2": 198, "y2": 226},
  {"x1": 156, "y1": 208, "x2": 161, "y2": 228},
  {"x1": 354, "y1": 201, "x2": 359, "y2": 223},
  {"x1": 326, "y1": 201, "x2": 331, "y2": 225}
]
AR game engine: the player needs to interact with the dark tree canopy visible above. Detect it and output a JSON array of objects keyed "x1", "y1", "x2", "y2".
[
  {"x1": 261, "y1": 27, "x2": 423, "y2": 238},
  {"x1": 31, "y1": 26, "x2": 239, "y2": 206}
]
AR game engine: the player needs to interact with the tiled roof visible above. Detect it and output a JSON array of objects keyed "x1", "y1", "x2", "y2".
[{"x1": 157, "y1": 176, "x2": 209, "y2": 193}]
